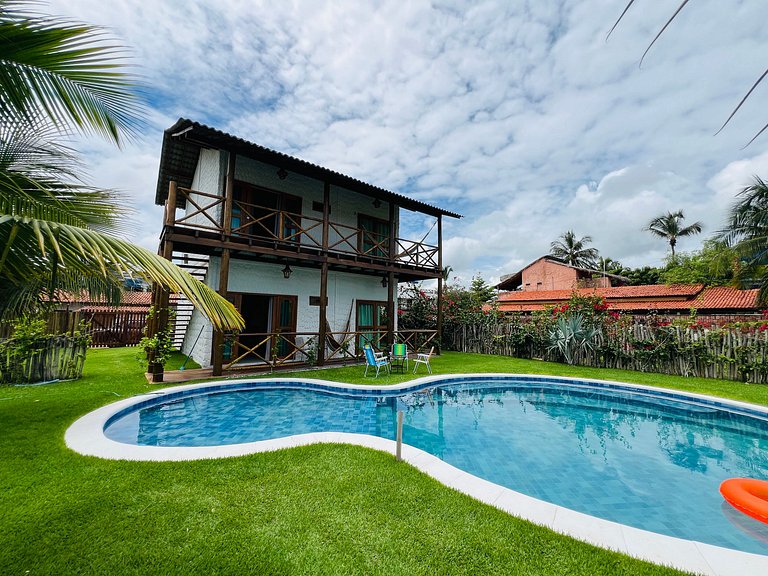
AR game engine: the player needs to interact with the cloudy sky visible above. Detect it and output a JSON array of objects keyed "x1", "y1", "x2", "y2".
[{"x1": 46, "y1": 0, "x2": 768, "y2": 285}]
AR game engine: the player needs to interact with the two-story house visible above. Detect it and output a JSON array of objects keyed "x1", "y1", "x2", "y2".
[{"x1": 151, "y1": 119, "x2": 460, "y2": 379}]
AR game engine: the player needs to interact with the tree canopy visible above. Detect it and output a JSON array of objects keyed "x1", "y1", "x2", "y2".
[
  {"x1": 550, "y1": 230, "x2": 599, "y2": 269},
  {"x1": 0, "y1": 1, "x2": 243, "y2": 331}
]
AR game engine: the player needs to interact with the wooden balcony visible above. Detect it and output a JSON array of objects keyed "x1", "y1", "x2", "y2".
[{"x1": 163, "y1": 185, "x2": 441, "y2": 280}]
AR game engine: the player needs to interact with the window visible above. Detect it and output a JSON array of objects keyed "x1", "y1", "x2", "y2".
[
  {"x1": 231, "y1": 181, "x2": 302, "y2": 242},
  {"x1": 358, "y1": 214, "x2": 390, "y2": 258},
  {"x1": 357, "y1": 300, "x2": 388, "y2": 352}
]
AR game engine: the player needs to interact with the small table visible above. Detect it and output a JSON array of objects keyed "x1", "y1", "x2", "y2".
[{"x1": 390, "y1": 354, "x2": 408, "y2": 373}]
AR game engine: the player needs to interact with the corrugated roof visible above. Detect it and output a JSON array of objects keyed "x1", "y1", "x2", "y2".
[{"x1": 155, "y1": 118, "x2": 462, "y2": 219}]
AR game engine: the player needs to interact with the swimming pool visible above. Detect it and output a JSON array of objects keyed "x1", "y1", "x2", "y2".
[{"x1": 68, "y1": 375, "x2": 768, "y2": 573}]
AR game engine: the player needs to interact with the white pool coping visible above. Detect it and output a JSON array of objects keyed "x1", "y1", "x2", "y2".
[{"x1": 65, "y1": 373, "x2": 768, "y2": 576}]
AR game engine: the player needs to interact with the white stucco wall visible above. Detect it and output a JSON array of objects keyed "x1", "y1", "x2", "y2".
[
  {"x1": 180, "y1": 255, "x2": 392, "y2": 367},
  {"x1": 184, "y1": 148, "x2": 225, "y2": 227},
  {"x1": 178, "y1": 151, "x2": 403, "y2": 367}
]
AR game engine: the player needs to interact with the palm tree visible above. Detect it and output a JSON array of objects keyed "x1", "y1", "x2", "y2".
[
  {"x1": 645, "y1": 210, "x2": 703, "y2": 257},
  {"x1": 596, "y1": 256, "x2": 623, "y2": 275},
  {"x1": 550, "y1": 230, "x2": 599, "y2": 269},
  {"x1": 0, "y1": 2, "x2": 243, "y2": 331},
  {"x1": 718, "y1": 176, "x2": 768, "y2": 304}
]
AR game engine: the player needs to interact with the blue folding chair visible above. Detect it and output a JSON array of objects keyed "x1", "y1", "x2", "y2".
[{"x1": 363, "y1": 344, "x2": 390, "y2": 377}]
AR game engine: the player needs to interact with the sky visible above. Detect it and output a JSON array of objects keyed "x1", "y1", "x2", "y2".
[{"x1": 46, "y1": 0, "x2": 768, "y2": 286}]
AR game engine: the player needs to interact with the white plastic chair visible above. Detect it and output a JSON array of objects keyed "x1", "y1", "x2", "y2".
[{"x1": 412, "y1": 346, "x2": 434, "y2": 374}]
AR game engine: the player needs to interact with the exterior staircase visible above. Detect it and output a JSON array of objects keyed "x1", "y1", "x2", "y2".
[{"x1": 169, "y1": 253, "x2": 210, "y2": 350}]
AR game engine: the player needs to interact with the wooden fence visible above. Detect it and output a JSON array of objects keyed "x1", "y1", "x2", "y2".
[
  {"x1": 0, "y1": 335, "x2": 89, "y2": 384},
  {"x1": 0, "y1": 309, "x2": 149, "y2": 347},
  {"x1": 444, "y1": 321, "x2": 768, "y2": 384}
]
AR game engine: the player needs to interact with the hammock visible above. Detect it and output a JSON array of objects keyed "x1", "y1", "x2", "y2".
[{"x1": 325, "y1": 301, "x2": 354, "y2": 353}]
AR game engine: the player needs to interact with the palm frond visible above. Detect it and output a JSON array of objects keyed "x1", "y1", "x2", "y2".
[
  {"x1": 0, "y1": 2, "x2": 145, "y2": 145},
  {"x1": 0, "y1": 216, "x2": 244, "y2": 331},
  {"x1": 638, "y1": 0, "x2": 691, "y2": 67},
  {"x1": 0, "y1": 120, "x2": 125, "y2": 230}
]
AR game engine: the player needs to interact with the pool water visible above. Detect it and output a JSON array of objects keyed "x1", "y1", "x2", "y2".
[{"x1": 105, "y1": 378, "x2": 768, "y2": 554}]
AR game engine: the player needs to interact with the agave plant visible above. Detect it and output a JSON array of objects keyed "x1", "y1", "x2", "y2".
[
  {"x1": 0, "y1": 2, "x2": 243, "y2": 331},
  {"x1": 548, "y1": 314, "x2": 601, "y2": 365}
]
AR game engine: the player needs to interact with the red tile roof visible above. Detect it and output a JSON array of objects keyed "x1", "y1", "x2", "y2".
[
  {"x1": 56, "y1": 291, "x2": 152, "y2": 309},
  {"x1": 497, "y1": 285, "x2": 759, "y2": 313}
]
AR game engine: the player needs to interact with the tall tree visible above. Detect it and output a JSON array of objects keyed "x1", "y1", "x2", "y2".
[
  {"x1": 645, "y1": 210, "x2": 702, "y2": 257},
  {"x1": 596, "y1": 256, "x2": 624, "y2": 276},
  {"x1": 550, "y1": 230, "x2": 599, "y2": 268},
  {"x1": 0, "y1": 2, "x2": 243, "y2": 330},
  {"x1": 718, "y1": 176, "x2": 768, "y2": 304},
  {"x1": 469, "y1": 274, "x2": 496, "y2": 305}
]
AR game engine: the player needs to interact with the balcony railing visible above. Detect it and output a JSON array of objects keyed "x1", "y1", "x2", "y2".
[
  {"x1": 222, "y1": 329, "x2": 437, "y2": 371},
  {"x1": 169, "y1": 186, "x2": 438, "y2": 269}
]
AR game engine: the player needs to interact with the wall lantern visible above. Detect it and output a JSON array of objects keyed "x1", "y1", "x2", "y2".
[
  {"x1": 372, "y1": 198, "x2": 382, "y2": 208},
  {"x1": 277, "y1": 168, "x2": 288, "y2": 180},
  {"x1": 381, "y1": 276, "x2": 388, "y2": 288},
  {"x1": 282, "y1": 264, "x2": 292, "y2": 279}
]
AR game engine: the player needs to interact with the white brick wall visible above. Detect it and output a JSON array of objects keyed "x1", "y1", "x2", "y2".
[
  {"x1": 181, "y1": 255, "x2": 392, "y2": 367},
  {"x1": 178, "y1": 152, "x2": 401, "y2": 367}
]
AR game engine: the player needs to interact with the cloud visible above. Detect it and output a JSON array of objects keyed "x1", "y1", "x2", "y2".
[{"x1": 43, "y1": 0, "x2": 768, "y2": 284}]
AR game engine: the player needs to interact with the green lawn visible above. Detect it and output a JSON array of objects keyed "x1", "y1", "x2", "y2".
[{"x1": 2, "y1": 349, "x2": 766, "y2": 575}]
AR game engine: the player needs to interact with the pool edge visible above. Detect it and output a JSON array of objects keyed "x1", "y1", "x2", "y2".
[{"x1": 64, "y1": 373, "x2": 768, "y2": 576}]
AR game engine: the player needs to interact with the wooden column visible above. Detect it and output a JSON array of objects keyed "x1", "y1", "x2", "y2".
[
  {"x1": 165, "y1": 181, "x2": 178, "y2": 226},
  {"x1": 436, "y1": 215, "x2": 443, "y2": 355},
  {"x1": 212, "y1": 152, "x2": 236, "y2": 376},
  {"x1": 149, "y1": 229, "x2": 174, "y2": 383},
  {"x1": 317, "y1": 182, "x2": 330, "y2": 366},
  {"x1": 386, "y1": 201, "x2": 396, "y2": 349}
]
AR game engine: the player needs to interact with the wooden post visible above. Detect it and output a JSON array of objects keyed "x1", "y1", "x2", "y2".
[
  {"x1": 211, "y1": 249, "x2": 230, "y2": 376},
  {"x1": 318, "y1": 182, "x2": 330, "y2": 366},
  {"x1": 165, "y1": 181, "x2": 178, "y2": 227},
  {"x1": 212, "y1": 151, "x2": 236, "y2": 376},
  {"x1": 436, "y1": 215, "x2": 443, "y2": 355},
  {"x1": 148, "y1": 237, "x2": 174, "y2": 383},
  {"x1": 387, "y1": 201, "x2": 396, "y2": 349}
]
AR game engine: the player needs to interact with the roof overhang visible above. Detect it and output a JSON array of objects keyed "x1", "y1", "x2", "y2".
[{"x1": 155, "y1": 118, "x2": 462, "y2": 220}]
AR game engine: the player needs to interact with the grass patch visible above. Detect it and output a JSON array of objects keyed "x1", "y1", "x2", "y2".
[{"x1": 4, "y1": 348, "x2": 765, "y2": 575}]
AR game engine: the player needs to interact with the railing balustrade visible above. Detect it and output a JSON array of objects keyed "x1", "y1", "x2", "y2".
[
  {"x1": 220, "y1": 329, "x2": 437, "y2": 371},
  {"x1": 168, "y1": 186, "x2": 438, "y2": 270}
]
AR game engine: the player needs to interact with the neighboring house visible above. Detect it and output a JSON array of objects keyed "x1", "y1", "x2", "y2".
[
  {"x1": 152, "y1": 119, "x2": 460, "y2": 375},
  {"x1": 496, "y1": 256, "x2": 628, "y2": 292},
  {"x1": 496, "y1": 284, "x2": 761, "y2": 322}
]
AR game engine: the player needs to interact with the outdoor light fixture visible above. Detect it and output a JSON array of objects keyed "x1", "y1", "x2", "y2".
[
  {"x1": 381, "y1": 276, "x2": 388, "y2": 288},
  {"x1": 282, "y1": 264, "x2": 292, "y2": 279},
  {"x1": 372, "y1": 198, "x2": 382, "y2": 208},
  {"x1": 277, "y1": 168, "x2": 288, "y2": 180}
]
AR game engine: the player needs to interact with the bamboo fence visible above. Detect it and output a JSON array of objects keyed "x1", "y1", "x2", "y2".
[
  {"x1": 0, "y1": 335, "x2": 89, "y2": 384},
  {"x1": 444, "y1": 322, "x2": 768, "y2": 384}
]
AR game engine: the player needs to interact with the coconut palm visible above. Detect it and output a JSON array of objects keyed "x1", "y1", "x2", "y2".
[
  {"x1": 718, "y1": 176, "x2": 768, "y2": 304},
  {"x1": 0, "y1": 2, "x2": 243, "y2": 331},
  {"x1": 645, "y1": 210, "x2": 702, "y2": 257},
  {"x1": 550, "y1": 230, "x2": 599, "y2": 268}
]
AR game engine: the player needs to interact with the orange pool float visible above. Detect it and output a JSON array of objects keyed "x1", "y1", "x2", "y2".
[{"x1": 720, "y1": 478, "x2": 768, "y2": 524}]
